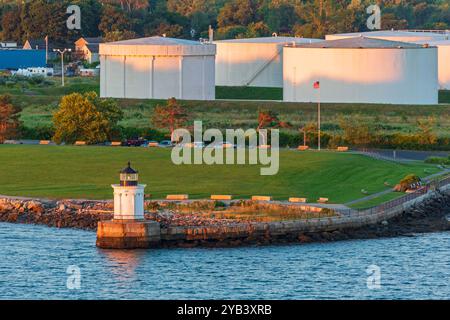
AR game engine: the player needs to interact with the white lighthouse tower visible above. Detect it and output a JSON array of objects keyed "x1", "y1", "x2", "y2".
[
  {"x1": 97, "y1": 162, "x2": 160, "y2": 249},
  {"x1": 112, "y1": 162, "x2": 146, "y2": 220}
]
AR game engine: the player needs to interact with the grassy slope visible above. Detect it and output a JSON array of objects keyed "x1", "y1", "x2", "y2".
[
  {"x1": 0, "y1": 145, "x2": 439, "y2": 202},
  {"x1": 4, "y1": 78, "x2": 448, "y2": 138}
]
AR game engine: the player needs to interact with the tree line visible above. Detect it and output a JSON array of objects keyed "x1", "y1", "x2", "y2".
[{"x1": 0, "y1": 0, "x2": 449, "y2": 44}]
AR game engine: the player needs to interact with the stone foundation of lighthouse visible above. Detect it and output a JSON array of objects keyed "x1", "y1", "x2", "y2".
[{"x1": 96, "y1": 220, "x2": 160, "y2": 249}]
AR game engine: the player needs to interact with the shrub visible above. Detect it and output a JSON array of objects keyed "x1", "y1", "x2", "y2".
[
  {"x1": 425, "y1": 156, "x2": 450, "y2": 165},
  {"x1": 395, "y1": 174, "x2": 421, "y2": 192},
  {"x1": 19, "y1": 125, "x2": 54, "y2": 140}
]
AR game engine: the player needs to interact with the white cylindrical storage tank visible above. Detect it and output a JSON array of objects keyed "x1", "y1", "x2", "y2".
[
  {"x1": 214, "y1": 36, "x2": 321, "y2": 88},
  {"x1": 283, "y1": 37, "x2": 438, "y2": 105},
  {"x1": 100, "y1": 36, "x2": 216, "y2": 100},
  {"x1": 326, "y1": 30, "x2": 449, "y2": 43},
  {"x1": 415, "y1": 40, "x2": 450, "y2": 90}
]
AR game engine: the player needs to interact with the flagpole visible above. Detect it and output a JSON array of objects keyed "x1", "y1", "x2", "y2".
[{"x1": 318, "y1": 85, "x2": 321, "y2": 151}]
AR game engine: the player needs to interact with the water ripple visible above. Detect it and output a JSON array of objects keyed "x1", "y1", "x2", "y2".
[{"x1": 0, "y1": 223, "x2": 449, "y2": 300}]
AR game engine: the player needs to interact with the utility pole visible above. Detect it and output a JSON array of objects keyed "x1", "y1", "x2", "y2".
[{"x1": 53, "y1": 48, "x2": 71, "y2": 87}]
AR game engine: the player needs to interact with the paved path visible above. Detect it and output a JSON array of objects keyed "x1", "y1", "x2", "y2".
[{"x1": 354, "y1": 149, "x2": 450, "y2": 162}]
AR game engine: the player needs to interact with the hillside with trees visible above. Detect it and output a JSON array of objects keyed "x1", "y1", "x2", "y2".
[{"x1": 0, "y1": 0, "x2": 449, "y2": 44}]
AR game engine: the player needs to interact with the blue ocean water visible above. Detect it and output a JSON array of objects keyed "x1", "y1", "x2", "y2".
[{"x1": 0, "y1": 222, "x2": 449, "y2": 300}]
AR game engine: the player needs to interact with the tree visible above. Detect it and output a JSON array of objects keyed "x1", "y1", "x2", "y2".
[
  {"x1": 416, "y1": 117, "x2": 437, "y2": 145},
  {"x1": 0, "y1": 95, "x2": 21, "y2": 143},
  {"x1": 104, "y1": 30, "x2": 137, "y2": 42},
  {"x1": 99, "y1": 4, "x2": 134, "y2": 36},
  {"x1": 256, "y1": 110, "x2": 290, "y2": 145},
  {"x1": 257, "y1": 110, "x2": 279, "y2": 130},
  {"x1": 20, "y1": 0, "x2": 68, "y2": 44},
  {"x1": 53, "y1": 92, "x2": 123, "y2": 145},
  {"x1": 71, "y1": 0, "x2": 103, "y2": 37},
  {"x1": 217, "y1": 0, "x2": 260, "y2": 28},
  {"x1": 339, "y1": 115, "x2": 374, "y2": 149},
  {"x1": 102, "y1": 0, "x2": 149, "y2": 12},
  {"x1": 152, "y1": 22, "x2": 184, "y2": 38},
  {"x1": 1, "y1": 6, "x2": 22, "y2": 41},
  {"x1": 245, "y1": 21, "x2": 271, "y2": 38},
  {"x1": 152, "y1": 98, "x2": 189, "y2": 142},
  {"x1": 299, "y1": 122, "x2": 318, "y2": 147},
  {"x1": 262, "y1": 1, "x2": 297, "y2": 34}
]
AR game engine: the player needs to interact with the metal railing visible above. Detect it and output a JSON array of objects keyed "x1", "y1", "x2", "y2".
[{"x1": 355, "y1": 174, "x2": 449, "y2": 215}]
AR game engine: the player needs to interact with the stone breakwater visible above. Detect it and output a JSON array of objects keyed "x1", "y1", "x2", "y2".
[{"x1": 0, "y1": 191, "x2": 449, "y2": 247}]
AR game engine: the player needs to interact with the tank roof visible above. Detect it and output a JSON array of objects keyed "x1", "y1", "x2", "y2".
[
  {"x1": 100, "y1": 36, "x2": 216, "y2": 56},
  {"x1": 293, "y1": 37, "x2": 429, "y2": 49},
  {"x1": 104, "y1": 36, "x2": 205, "y2": 46},
  {"x1": 215, "y1": 36, "x2": 320, "y2": 44},
  {"x1": 414, "y1": 39, "x2": 450, "y2": 46},
  {"x1": 329, "y1": 30, "x2": 449, "y2": 38}
]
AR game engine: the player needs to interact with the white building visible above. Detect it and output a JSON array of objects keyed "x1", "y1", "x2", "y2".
[
  {"x1": 415, "y1": 40, "x2": 450, "y2": 90},
  {"x1": 100, "y1": 36, "x2": 216, "y2": 100},
  {"x1": 215, "y1": 36, "x2": 321, "y2": 88},
  {"x1": 75, "y1": 37, "x2": 103, "y2": 64},
  {"x1": 326, "y1": 30, "x2": 449, "y2": 42},
  {"x1": 326, "y1": 30, "x2": 450, "y2": 91},
  {"x1": 283, "y1": 37, "x2": 438, "y2": 105}
]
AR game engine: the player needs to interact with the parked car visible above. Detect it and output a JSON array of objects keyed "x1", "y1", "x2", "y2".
[
  {"x1": 158, "y1": 140, "x2": 174, "y2": 148},
  {"x1": 124, "y1": 138, "x2": 147, "y2": 147},
  {"x1": 212, "y1": 141, "x2": 236, "y2": 149},
  {"x1": 147, "y1": 141, "x2": 159, "y2": 147},
  {"x1": 176, "y1": 141, "x2": 205, "y2": 148},
  {"x1": 190, "y1": 141, "x2": 205, "y2": 148}
]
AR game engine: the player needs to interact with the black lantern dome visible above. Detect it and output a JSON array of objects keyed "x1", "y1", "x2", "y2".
[{"x1": 120, "y1": 162, "x2": 138, "y2": 186}]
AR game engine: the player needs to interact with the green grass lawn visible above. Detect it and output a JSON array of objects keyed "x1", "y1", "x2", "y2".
[
  {"x1": 439, "y1": 90, "x2": 450, "y2": 104},
  {"x1": 0, "y1": 145, "x2": 440, "y2": 203}
]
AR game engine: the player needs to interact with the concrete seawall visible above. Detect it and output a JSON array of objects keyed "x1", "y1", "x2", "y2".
[
  {"x1": 1, "y1": 185, "x2": 449, "y2": 248},
  {"x1": 159, "y1": 186, "x2": 450, "y2": 246}
]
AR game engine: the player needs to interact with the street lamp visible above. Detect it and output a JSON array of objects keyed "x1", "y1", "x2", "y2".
[{"x1": 53, "y1": 48, "x2": 72, "y2": 87}]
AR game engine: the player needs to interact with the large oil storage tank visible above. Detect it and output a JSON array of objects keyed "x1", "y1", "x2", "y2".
[
  {"x1": 326, "y1": 30, "x2": 449, "y2": 42},
  {"x1": 283, "y1": 37, "x2": 438, "y2": 105},
  {"x1": 415, "y1": 40, "x2": 450, "y2": 90},
  {"x1": 215, "y1": 36, "x2": 321, "y2": 88},
  {"x1": 100, "y1": 36, "x2": 216, "y2": 100}
]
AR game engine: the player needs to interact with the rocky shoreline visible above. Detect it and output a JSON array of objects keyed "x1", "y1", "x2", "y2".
[
  {"x1": 0, "y1": 191, "x2": 449, "y2": 247},
  {"x1": 305, "y1": 190, "x2": 450, "y2": 243}
]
